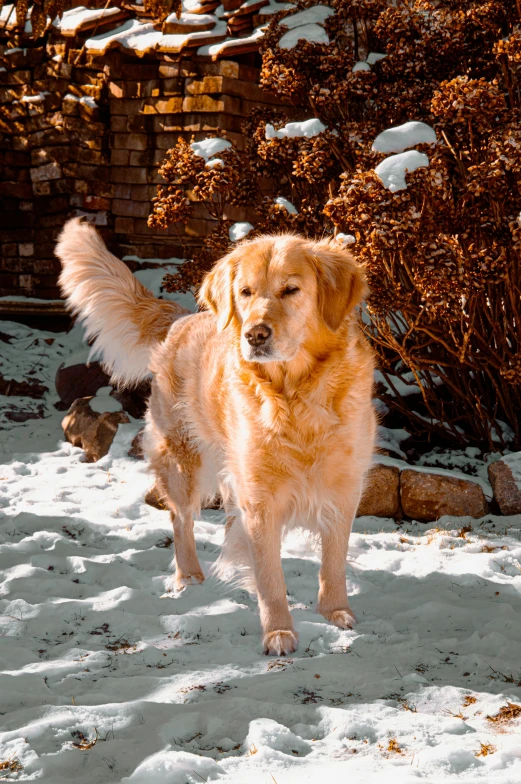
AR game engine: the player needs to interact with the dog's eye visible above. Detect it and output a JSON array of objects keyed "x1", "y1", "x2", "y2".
[
  {"x1": 281, "y1": 286, "x2": 300, "y2": 297},
  {"x1": 240, "y1": 287, "x2": 252, "y2": 297}
]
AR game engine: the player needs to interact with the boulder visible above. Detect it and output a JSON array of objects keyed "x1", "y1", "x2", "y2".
[
  {"x1": 400, "y1": 469, "x2": 487, "y2": 522},
  {"x1": 128, "y1": 427, "x2": 145, "y2": 459},
  {"x1": 357, "y1": 464, "x2": 401, "y2": 518},
  {"x1": 56, "y1": 361, "x2": 151, "y2": 418},
  {"x1": 145, "y1": 485, "x2": 167, "y2": 510},
  {"x1": 488, "y1": 454, "x2": 521, "y2": 515},
  {"x1": 62, "y1": 397, "x2": 129, "y2": 462},
  {"x1": 56, "y1": 361, "x2": 110, "y2": 406},
  {"x1": 111, "y1": 379, "x2": 151, "y2": 419}
]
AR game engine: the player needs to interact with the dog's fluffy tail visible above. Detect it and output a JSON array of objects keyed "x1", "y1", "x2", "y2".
[{"x1": 56, "y1": 218, "x2": 188, "y2": 385}]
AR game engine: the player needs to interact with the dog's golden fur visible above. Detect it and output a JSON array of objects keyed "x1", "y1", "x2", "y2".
[{"x1": 56, "y1": 219, "x2": 376, "y2": 655}]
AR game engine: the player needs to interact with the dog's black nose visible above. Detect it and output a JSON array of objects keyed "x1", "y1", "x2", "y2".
[{"x1": 245, "y1": 324, "x2": 272, "y2": 346}]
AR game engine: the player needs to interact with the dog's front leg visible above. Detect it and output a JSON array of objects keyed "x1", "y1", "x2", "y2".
[
  {"x1": 243, "y1": 509, "x2": 298, "y2": 656},
  {"x1": 316, "y1": 503, "x2": 358, "y2": 630}
]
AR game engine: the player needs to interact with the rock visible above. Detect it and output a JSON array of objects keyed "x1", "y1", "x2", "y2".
[
  {"x1": 128, "y1": 427, "x2": 145, "y2": 459},
  {"x1": 56, "y1": 361, "x2": 150, "y2": 418},
  {"x1": 357, "y1": 464, "x2": 401, "y2": 518},
  {"x1": 62, "y1": 397, "x2": 129, "y2": 462},
  {"x1": 488, "y1": 455, "x2": 521, "y2": 515},
  {"x1": 111, "y1": 379, "x2": 151, "y2": 419},
  {"x1": 56, "y1": 361, "x2": 110, "y2": 406},
  {"x1": 145, "y1": 485, "x2": 167, "y2": 510},
  {"x1": 400, "y1": 469, "x2": 487, "y2": 522}
]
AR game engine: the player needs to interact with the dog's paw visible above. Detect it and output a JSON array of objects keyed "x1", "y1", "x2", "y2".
[
  {"x1": 262, "y1": 630, "x2": 298, "y2": 656},
  {"x1": 324, "y1": 608, "x2": 357, "y2": 629},
  {"x1": 175, "y1": 571, "x2": 205, "y2": 590}
]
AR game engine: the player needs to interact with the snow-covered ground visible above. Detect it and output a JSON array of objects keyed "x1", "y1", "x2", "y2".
[{"x1": 1, "y1": 319, "x2": 521, "y2": 783}]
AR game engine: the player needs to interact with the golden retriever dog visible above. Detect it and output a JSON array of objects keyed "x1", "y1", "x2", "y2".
[{"x1": 56, "y1": 218, "x2": 376, "y2": 655}]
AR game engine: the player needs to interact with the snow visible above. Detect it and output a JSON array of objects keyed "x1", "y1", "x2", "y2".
[
  {"x1": 274, "y1": 196, "x2": 298, "y2": 214},
  {"x1": 0, "y1": 4, "x2": 13, "y2": 22},
  {"x1": 20, "y1": 92, "x2": 48, "y2": 103},
  {"x1": 163, "y1": 11, "x2": 217, "y2": 26},
  {"x1": 122, "y1": 255, "x2": 183, "y2": 266},
  {"x1": 373, "y1": 121, "x2": 437, "y2": 154},
  {"x1": 259, "y1": 1, "x2": 292, "y2": 14},
  {"x1": 374, "y1": 150, "x2": 430, "y2": 192},
  {"x1": 132, "y1": 267, "x2": 196, "y2": 312},
  {"x1": 501, "y1": 452, "x2": 521, "y2": 490},
  {"x1": 335, "y1": 232, "x2": 356, "y2": 246},
  {"x1": 375, "y1": 369, "x2": 422, "y2": 398},
  {"x1": 197, "y1": 25, "x2": 266, "y2": 56},
  {"x1": 229, "y1": 222, "x2": 254, "y2": 241},
  {"x1": 160, "y1": 22, "x2": 227, "y2": 52},
  {"x1": 0, "y1": 295, "x2": 62, "y2": 303},
  {"x1": 89, "y1": 386, "x2": 123, "y2": 414},
  {"x1": 205, "y1": 157, "x2": 224, "y2": 169},
  {"x1": 54, "y1": 6, "x2": 124, "y2": 34},
  {"x1": 2, "y1": 319, "x2": 521, "y2": 783},
  {"x1": 85, "y1": 18, "x2": 227, "y2": 55},
  {"x1": 366, "y1": 52, "x2": 387, "y2": 64},
  {"x1": 352, "y1": 52, "x2": 387, "y2": 72},
  {"x1": 64, "y1": 93, "x2": 98, "y2": 108},
  {"x1": 183, "y1": 0, "x2": 205, "y2": 11},
  {"x1": 266, "y1": 118, "x2": 326, "y2": 140},
  {"x1": 279, "y1": 22, "x2": 329, "y2": 49},
  {"x1": 85, "y1": 19, "x2": 158, "y2": 54},
  {"x1": 121, "y1": 750, "x2": 224, "y2": 783},
  {"x1": 280, "y1": 5, "x2": 334, "y2": 29},
  {"x1": 191, "y1": 137, "x2": 231, "y2": 161}
]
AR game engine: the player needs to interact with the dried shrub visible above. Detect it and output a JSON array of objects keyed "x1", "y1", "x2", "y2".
[
  {"x1": 487, "y1": 703, "x2": 521, "y2": 723},
  {"x1": 152, "y1": 0, "x2": 521, "y2": 449}
]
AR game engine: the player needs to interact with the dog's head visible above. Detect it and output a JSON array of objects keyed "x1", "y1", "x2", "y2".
[{"x1": 198, "y1": 234, "x2": 366, "y2": 363}]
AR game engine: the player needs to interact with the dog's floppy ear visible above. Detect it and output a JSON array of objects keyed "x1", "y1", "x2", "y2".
[
  {"x1": 311, "y1": 241, "x2": 367, "y2": 331},
  {"x1": 198, "y1": 251, "x2": 236, "y2": 330}
]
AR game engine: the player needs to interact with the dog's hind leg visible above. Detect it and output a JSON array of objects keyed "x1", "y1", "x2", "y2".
[{"x1": 149, "y1": 436, "x2": 205, "y2": 591}]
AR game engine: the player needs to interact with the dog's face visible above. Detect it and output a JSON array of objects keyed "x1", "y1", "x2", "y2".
[{"x1": 199, "y1": 234, "x2": 366, "y2": 363}]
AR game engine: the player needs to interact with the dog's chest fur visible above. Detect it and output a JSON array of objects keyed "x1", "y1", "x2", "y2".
[{"x1": 232, "y1": 358, "x2": 372, "y2": 510}]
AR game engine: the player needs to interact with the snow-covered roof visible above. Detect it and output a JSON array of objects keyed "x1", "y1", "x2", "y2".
[
  {"x1": 4, "y1": 0, "x2": 334, "y2": 60},
  {"x1": 85, "y1": 18, "x2": 229, "y2": 56},
  {"x1": 54, "y1": 6, "x2": 128, "y2": 36}
]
